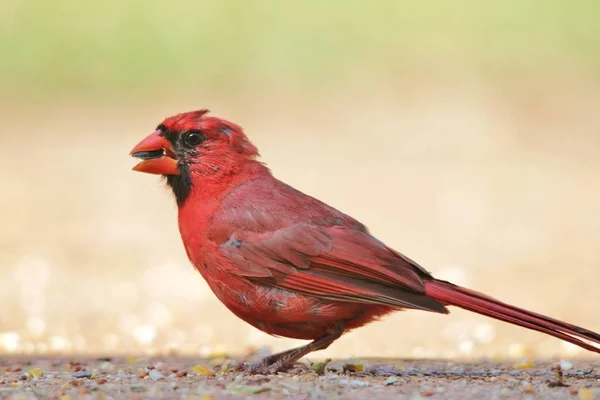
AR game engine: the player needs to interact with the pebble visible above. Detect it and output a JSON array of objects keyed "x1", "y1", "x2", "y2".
[
  {"x1": 148, "y1": 369, "x2": 164, "y2": 381},
  {"x1": 339, "y1": 379, "x2": 370, "y2": 387},
  {"x1": 72, "y1": 371, "x2": 92, "y2": 379},
  {"x1": 578, "y1": 388, "x2": 594, "y2": 399},
  {"x1": 559, "y1": 360, "x2": 573, "y2": 370},
  {"x1": 384, "y1": 377, "x2": 400, "y2": 386},
  {"x1": 522, "y1": 382, "x2": 535, "y2": 394},
  {"x1": 28, "y1": 368, "x2": 43, "y2": 378}
]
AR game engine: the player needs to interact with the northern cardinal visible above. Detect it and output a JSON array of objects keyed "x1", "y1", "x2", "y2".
[{"x1": 131, "y1": 109, "x2": 600, "y2": 373}]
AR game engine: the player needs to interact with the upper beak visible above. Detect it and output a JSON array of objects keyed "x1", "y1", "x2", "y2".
[{"x1": 130, "y1": 130, "x2": 179, "y2": 175}]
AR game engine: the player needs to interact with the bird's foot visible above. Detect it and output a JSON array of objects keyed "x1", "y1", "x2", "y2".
[
  {"x1": 233, "y1": 329, "x2": 344, "y2": 375},
  {"x1": 235, "y1": 357, "x2": 293, "y2": 375}
]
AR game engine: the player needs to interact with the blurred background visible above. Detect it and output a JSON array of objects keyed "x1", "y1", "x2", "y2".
[{"x1": 1, "y1": 0, "x2": 599, "y2": 361}]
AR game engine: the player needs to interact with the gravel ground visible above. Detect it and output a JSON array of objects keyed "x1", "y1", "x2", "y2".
[{"x1": 0, "y1": 356, "x2": 598, "y2": 399}]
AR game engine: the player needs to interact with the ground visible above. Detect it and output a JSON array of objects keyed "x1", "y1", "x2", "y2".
[{"x1": 0, "y1": 356, "x2": 598, "y2": 399}]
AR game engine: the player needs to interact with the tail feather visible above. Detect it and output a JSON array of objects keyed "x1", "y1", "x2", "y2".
[{"x1": 424, "y1": 279, "x2": 600, "y2": 354}]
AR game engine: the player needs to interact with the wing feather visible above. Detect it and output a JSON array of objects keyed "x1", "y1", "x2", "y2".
[{"x1": 217, "y1": 220, "x2": 447, "y2": 313}]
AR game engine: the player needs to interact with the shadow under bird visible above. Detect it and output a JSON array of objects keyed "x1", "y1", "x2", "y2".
[{"x1": 130, "y1": 109, "x2": 600, "y2": 374}]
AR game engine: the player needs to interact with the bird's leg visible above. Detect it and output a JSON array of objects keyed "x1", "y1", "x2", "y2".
[{"x1": 246, "y1": 326, "x2": 344, "y2": 374}]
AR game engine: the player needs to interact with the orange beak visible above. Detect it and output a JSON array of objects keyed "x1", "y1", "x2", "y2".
[{"x1": 130, "y1": 130, "x2": 179, "y2": 175}]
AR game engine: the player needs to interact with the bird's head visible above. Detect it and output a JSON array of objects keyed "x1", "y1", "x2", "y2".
[{"x1": 130, "y1": 109, "x2": 260, "y2": 205}]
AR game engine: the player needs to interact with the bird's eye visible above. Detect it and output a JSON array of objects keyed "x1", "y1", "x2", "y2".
[{"x1": 183, "y1": 131, "x2": 205, "y2": 148}]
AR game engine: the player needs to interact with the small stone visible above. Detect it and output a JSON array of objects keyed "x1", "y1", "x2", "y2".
[
  {"x1": 28, "y1": 368, "x2": 43, "y2": 378},
  {"x1": 513, "y1": 360, "x2": 534, "y2": 369},
  {"x1": 342, "y1": 363, "x2": 364, "y2": 373},
  {"x1": 192, "y1": 365, "x2": 214, "y2": 376},
  {"x1": 148, "y1": 369, "x2": 164, "y2": 381},
  {"x1": 569, "y1": 386, "x2": 579, "y2": 395},
  {"x1": 70, "y1": 379, "x2": 83, "y2": 387},
  {"x1": 384, "y1": 377, "x2": 399, "y2": 386},
  {"x1": 339, "y1": 379, "x2": 370, "y2": 387},
  {"x1": 578, "y1": 388, "x2": 594, "y2": 399},
  {"x1": 99, "y1": 362, "x2": 113, "y2": 372},
  {"x1": 72, "y1": 371, "x2": 92, "y2": 379},
  {"x1": 523, "y1": 382, "x2": 535, "y2": 394},
  {"x1": 559, "y1": 360, "x2": 573, "y2": 370},
  {"x1": 230, "y1": 385, "x2": 268, "y2": 395}
]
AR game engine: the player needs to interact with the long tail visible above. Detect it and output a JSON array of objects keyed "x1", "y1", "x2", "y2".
[{"x1": 424, "y1": 279, "x2": 600, "y2": 354}]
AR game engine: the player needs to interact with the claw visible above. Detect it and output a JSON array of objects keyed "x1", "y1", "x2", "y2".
[{"x1": 237, "y1": 359, "x2": 294, "y2": 375}]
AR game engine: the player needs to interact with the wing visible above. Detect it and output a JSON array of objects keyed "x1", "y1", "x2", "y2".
[{"x1": 212, "y1": 216, "x2": 447, "y2": 314}]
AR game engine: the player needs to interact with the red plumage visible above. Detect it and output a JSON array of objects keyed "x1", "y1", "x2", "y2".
[{"x1": 131, "y1": 109, "x2": 600, "y2": 373}]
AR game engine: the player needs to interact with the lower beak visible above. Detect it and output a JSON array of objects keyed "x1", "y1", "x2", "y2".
[{"x1": 130, "y1": 130, "x2": 179, "y2": 175}]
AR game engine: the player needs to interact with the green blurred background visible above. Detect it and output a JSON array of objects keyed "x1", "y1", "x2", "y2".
[{"x1": 1, "y1": 1, "x2": 599, "y2": 360}]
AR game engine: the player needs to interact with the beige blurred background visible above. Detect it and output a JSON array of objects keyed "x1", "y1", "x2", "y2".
[{"x1": 1, "y1": 1, "x2": 599, "y2": 361}]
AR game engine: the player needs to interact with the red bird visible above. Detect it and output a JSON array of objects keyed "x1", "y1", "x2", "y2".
[{"x1": 131, "y1": 109, "x2": 600, "y2": 373}]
